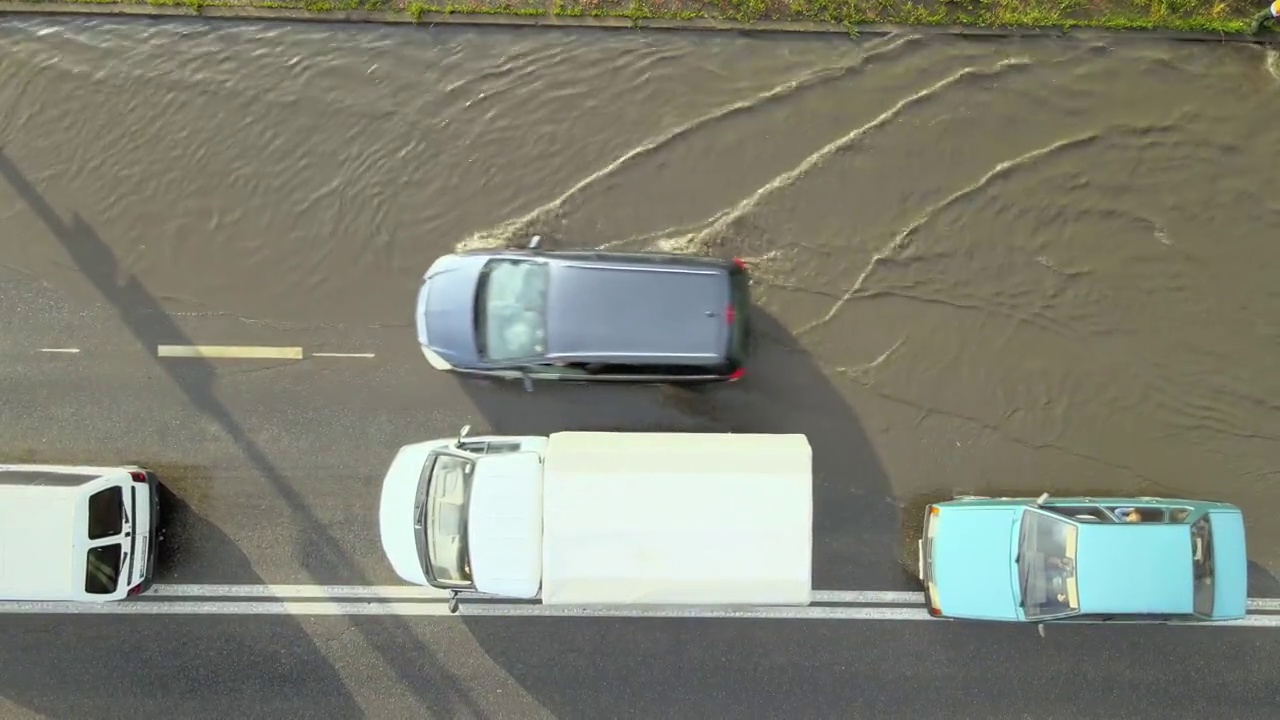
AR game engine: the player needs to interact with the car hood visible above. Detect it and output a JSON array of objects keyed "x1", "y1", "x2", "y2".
[
  {"x1": 420, "y1": 254, "x2": 487, "y2": 366},
  {"x1": 931, "y1": 506, "x2": 1022, "y2": 621},
  {"x1": 1208, "y1": 510, "x2": 1248, "y2": 620},
  {"x1": 545, "y1": 263, "x2": 730, "y2": 361}
]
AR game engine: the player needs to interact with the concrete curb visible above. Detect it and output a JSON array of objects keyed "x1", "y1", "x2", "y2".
[{"x1": 0, "y1": 1, "x2": 1275, "y2": 45}]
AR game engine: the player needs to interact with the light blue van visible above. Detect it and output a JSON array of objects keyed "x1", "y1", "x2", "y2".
[{"x1": 917, "y1": 494, "x2": 1247, "y2": 623}]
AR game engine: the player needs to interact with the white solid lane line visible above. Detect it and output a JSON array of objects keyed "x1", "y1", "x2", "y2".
[
  {"x1": 311, "y1": 352, "x2": 377, "y2": 358},
  {"x1": 156, "y1": 345, "x2": 304, "y2": 360},
  {"x1": 147, "y1": 584, "x2": 454, "y2": 599},
  {"x1": 142, "y1": 585, "x2": 923, "y2": 604},
  {"x1": 3, "y1": 601, "x2": 1280, "y2": 625},
  {"x1": 141, "y1": 585, "x2": 1280, "y2": 611},
  {"x1": 39, "y1": 348, "x2": 81, "y2": 353}
]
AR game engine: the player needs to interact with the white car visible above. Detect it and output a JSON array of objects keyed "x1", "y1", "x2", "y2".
[{"x1": 0, "y1": 463, "x2": 161, "y2": 602}]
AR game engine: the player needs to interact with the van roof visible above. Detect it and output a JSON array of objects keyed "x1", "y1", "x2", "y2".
[
  {"x1": 539, "y1": 431, "x2": 813, "y2": 606},
  {"x1": 0, "y1": 483, "x2": 85, "y2": 598}
]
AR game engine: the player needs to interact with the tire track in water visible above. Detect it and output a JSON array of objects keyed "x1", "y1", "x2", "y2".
[
  {"x1": 794, "y1": 118, "x2": 1186, "y2": 340},
  {"x1": 453, "y1": 33, "x2": 924, "y2": 252}
]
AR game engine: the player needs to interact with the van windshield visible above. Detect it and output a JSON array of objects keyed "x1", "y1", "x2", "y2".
[
  {"x1": 421, "y1": 454, "x2": 476, "y2": 587},
  {"x1": 87, "y1": 486, "x2": 124, "y2": 540},
  {"x1": 85, "y1": 544, "x2": 123, "y2": 595}
]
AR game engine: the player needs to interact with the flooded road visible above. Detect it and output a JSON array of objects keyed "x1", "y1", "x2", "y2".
[{"x1": 3, "y1": 17, "x2": 1280, "y2": 575}]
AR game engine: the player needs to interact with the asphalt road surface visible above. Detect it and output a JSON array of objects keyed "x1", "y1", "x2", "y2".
[{"x1": 4, "y1": 216, "x2": 1280, "y2": 719}]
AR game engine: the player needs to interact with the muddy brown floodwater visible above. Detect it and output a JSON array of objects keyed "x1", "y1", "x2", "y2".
[{"x1": 2, "y1": 19, "x2": 1279, "y2": 571}]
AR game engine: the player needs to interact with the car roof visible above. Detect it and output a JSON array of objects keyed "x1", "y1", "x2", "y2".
[
  {"x1": 1075, "y1": 523, "x2": 1194, "y2": 615},
  {"x1": 542, "y1": 252, "x2": 733, "y2": 364}
]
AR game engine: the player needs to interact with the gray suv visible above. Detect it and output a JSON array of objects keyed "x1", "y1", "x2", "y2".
[{"x1": 414, "y1": 237, "x2": 752, "y2": 388}]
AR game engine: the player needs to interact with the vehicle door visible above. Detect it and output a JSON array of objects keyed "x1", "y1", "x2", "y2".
[
  {"x1": 521, "y1": 362, "x2": 664, "y2": 384},
  {"x1": 83, "y1": 480, "x2": 134, "y2": 600}
]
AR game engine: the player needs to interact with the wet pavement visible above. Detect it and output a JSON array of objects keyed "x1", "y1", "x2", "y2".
[{"x1": 3, "y1": 16, "x2": 1280, "y2": 718}]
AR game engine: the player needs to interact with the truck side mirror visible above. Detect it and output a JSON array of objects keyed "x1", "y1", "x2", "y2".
[{"x1": 457, "y1": 425, "x2": 471, "y2": 445}]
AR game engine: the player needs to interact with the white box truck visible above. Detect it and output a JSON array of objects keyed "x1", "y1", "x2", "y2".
[{"x1": 378, "y1": 427, "x2": 813, "y2": 612}]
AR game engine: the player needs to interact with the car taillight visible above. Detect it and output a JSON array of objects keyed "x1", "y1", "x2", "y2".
[
  {"x1": 732, "y1": 258, "x2": 747, "y2": 271},
  {"x1": 129, "y1": 471, "x2": 148, "y2": 484},
  {"x1": 127, "y1": 584, "x2": 147, "y2": 598},
  {"x1": 927, "y1": 605, "x2": 942, "y2": 617},
  {"x1": 727, "y1": 368, "x2": 745, "y2": 381},
  {"x1": 725, "y1": 304, "x2": 735, "y2": 325}
]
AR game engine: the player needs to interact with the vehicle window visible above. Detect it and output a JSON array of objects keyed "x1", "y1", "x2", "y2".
[
  {"x1": 1105, "y1": 506, "x2": 1166, "y2": 523},
  {"x1": 84, "y1": 544, "x2": 123, "y2": 595},
  {"x1": 422, "y1": 455, "x2": 476, "y2": 588},
  {"x1": 1169, "y1": 507, "x2": 1192, "y2": 523},
  {"x1": 456, "y1": 440, "x2": 522, "y2": 455},
  {"x1": 87, "y1": 486, "x2": 124, "y2": 540},
  {"x1": 1017, "y1": 509, "x2": 1081, "y2": 620},
  {"x1": 1192, "y1": 517, "x2": 1214, "y2": 617},
  {"x1": 476, "y1": 259, "x2": 550, "y2": 362},
  {"x1": 1044, "y1": 506, "x2": 1112, "y2": 523}
]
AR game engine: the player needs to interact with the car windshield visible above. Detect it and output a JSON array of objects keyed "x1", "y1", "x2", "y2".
[
  {"x1": 421, "y1": 454, "x2": 475, "y2": 587},
  {"x1": 1017, "y1": 508, "x2": 1081, "y2": 620},
  {"x1": 475, "y1": 259, "x2": 550, "y2": 362}
]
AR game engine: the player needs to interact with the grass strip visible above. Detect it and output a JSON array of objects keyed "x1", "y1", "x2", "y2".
[{"x1": 10, "y1": 0, "x2": 1276, "y2": 35}]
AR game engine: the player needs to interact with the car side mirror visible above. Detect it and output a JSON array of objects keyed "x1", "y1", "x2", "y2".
[
  {"x1": 457, "y1": 425, "x2": 471, "y2": 445},
  {"x1": 1037, "y1": 624, "x2": 1047, "y2": 638},
  {"x1": 522, "y1": 372, "x2": 534, "y2": 393},
  {"x1": 1034, "y1": 492, "x2": 1050, "y2": 507},
  {"x1": 528, "y1": 235, "x2": 542, "y2": 250}
]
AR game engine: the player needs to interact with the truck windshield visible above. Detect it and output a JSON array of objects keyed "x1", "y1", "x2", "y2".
[
  {"x1": 1017, "y1": 509, "x2": 1081, "y2": 620},
  {"x1": 421, "y1": 454, "x2": 476, "y2": 587}
]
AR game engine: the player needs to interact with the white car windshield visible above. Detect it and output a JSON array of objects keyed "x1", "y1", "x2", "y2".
[
  {"x1": 476, "y1": 259, "x2": 550, "y2": 362},
  {"x1": 423, "y1": 454, "x2": 475, "y2": 587},
  {"x1": 1017, "y1": 509, "x2": 1080, "y2": 620}
]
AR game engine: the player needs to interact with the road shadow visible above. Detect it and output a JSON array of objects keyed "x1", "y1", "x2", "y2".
[
  {"x1": 0, "y1": 465, "x2": 360, "y2": 718},
  {"x1": 458, "y1": 306, "x2": 904, "y2": 590},
  {"x1": 458, "y1": 305, "x2": 909, "y2": 717},
  {"x1": 1248, "y1": 561, "x2": 1280, "y2": 599},
  {"x1": 0, "y1": 148, "x2": 480, "y2": 717}
]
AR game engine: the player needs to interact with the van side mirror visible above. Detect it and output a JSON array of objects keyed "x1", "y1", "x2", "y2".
[
  {"x1": 528, "y1": 235, "x2": 542, "y2": 250},
  {"x1": 457, "y1": 425, "x2": 471, "y2": 445}
]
